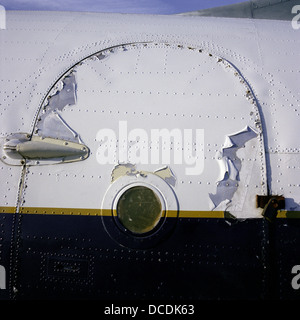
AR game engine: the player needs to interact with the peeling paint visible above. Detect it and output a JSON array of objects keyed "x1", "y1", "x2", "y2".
[
  {"x1": 35, "y1": 72, "x2": 80, "y2": 143},
  {"x1": 209, "y1": 126, "x2": 258, "y2": 210},
  {"x1": 36, "y1": 112, "x2": 79, "y2": 142},
  {"x1": 46, "y1": 73, "x2": 77, "y2": 111},
  {"x1": 111, "y1": 163, "x2": 176, "y2": 187},
  {"x1": 111, "y1": 163, "x2": 139, "y2": 182},
  {"x1": 0, "y1": 71, "x2": 88, "y2": 166},
  {"x1": 95, "y1": 53, "x2": 107, "y2": 60},
  {"x1": 154, "y1": 166, "x2": 176, "y2": 187}
]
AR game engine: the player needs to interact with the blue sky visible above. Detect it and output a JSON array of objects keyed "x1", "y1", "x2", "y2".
[{"x1": 1, "y1": 0, "x2": 247, "y2": 14}]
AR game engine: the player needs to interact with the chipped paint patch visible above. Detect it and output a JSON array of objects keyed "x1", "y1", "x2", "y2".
[
  {"x1": 154, "y1": 166, "x2": 176, "y2": 187},
  {"x1": 111, "y1": 163, "x2": 176, "y2": 187},
  {"x1": 35, "y1": 72, "x2": 81, "y2": 144},
  {"x1": 111, "y1": 163, "x2": 139, "y2": 182},
  {"x1": 209, "y1": 126, "x2": 258, "y2": 211}
]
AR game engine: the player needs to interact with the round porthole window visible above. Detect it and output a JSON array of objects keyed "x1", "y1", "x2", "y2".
[
  {"x1": 101, "y1": 173, "x2": 178, "y2": 249},
  {"x1": 116, "y1": 186, "x2": 163, "y2": 235}
]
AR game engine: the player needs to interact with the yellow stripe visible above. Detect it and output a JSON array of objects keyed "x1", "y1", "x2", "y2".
[
  {"x1": 0, "y1": 206, "x2": 299, "y2": 219},
  {"x1": 0, "y1": 206, "x2": 223, "y2": 218},
  {"x1": 0, "y1": 206, "x2": 15, "y2": 214},
  {"x1": 19, "y1": 207, "x2": 103, "y2": 216},
  {"x1": 179, "y1": 210, "x2": 224, "y2": 218},
  {"x1": 277, "y1": 211, "x2": 300, "y2": 218}
]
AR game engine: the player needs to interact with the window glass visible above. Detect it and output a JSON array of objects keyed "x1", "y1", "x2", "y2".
[{"x1": 117, "y1": 186, "x2": 162, "y2": 234}]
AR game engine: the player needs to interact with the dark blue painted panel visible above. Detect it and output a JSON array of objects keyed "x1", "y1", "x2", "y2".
[
  {"x1": 0, "y1": 213, "x2": 14, "y2": 300},
  {"x1": 2, "y1": 212, "x2": 300, "y2": 300}
]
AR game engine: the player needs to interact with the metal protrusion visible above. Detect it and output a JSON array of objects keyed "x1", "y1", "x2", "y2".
[
  {"x1": 1, "y1": 134, "x2": 90, "y2": 165},
  {"x1": 257, "y1": 195, "x2": 285, "y2": 222},
  {"x1": 262, "y1": 198, "x2": 280, "y2": 222}
]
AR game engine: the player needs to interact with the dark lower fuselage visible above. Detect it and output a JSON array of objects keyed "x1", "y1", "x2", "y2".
[{"x1": 0, "y1": 212, "x2": 300, "y2": 300}]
